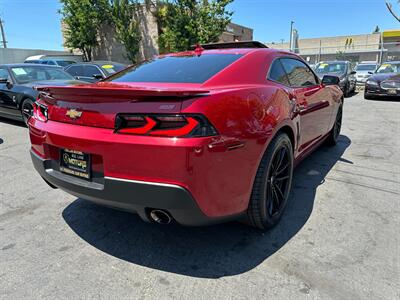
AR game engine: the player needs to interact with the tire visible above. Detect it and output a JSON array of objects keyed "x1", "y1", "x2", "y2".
[
  {"x1": 343, "y1": 83, "x2": 350, "y2": 98},
  {"x1": 246, "y1": 133, "x2": 294, "y2": 230},
  {"x1": 364, "y1": 92, "x2": 374, "y2": 100},
  {"x1": 21, "y1": 98, "x2": 35, "y2": 125},
  {"x1": 326, "y1": 103, "x2": 343, "y2": 146}
]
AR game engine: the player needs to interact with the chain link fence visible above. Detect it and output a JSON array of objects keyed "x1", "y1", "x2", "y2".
[{"x1": 269, "y1": 42, "x2": 400, "y2": 64}]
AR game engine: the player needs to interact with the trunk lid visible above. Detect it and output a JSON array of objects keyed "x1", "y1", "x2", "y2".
[{"x1": 37, "y1": 82, "x2": 209, "y2": 129}]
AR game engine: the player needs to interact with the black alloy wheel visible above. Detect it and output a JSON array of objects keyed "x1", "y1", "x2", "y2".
[
  {"x1": 266, "y1": 145, "x2": 292, "y2": 217},
  {"x1": 333, "y1": 105, "x2": 343, "y2": 140},
  {"x1": 246, "y1": 133, "x2": 294, "y2": 230},
  {"x1": 21, "y1": 98, "x2": 34, "y2": 125},
  {"x1": 326, "y1": 104, "x2": 343, "y2": 146}
]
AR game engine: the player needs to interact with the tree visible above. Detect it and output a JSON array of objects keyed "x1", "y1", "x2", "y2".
[
  {"x1": 111, "y1": 0, "x2": 141, "y2": 63},
  {"x1": 60, "y1": 0, "x2": 110, "y2": 61},
  {"x1": 336, "y1": 51, "x2": 346, "y2": 61},
  {"x1": 156, "y1": 0, "x2": 233, "y2": 53},
  {"x1": 386, "y1": 1, "x2": 400, "y2": 22}
]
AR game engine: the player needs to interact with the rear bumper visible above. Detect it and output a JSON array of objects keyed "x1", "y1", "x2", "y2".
[
  {"x1": 31, "y1": 150, "x2": 240, "y2": 226},
  {"x1": 29, "y1": 118, "x2": 257, "y2": 220}
]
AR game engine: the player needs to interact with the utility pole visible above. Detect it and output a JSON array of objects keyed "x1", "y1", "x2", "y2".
[
  {"x1": 0, "y1": 17, "x2": 7, "y2": 48},
  {"x1": 379, "y1": 31, "x2": 384, "y2": 64},
  {"x1": 289, "y1": 21, "x2": 294, "y2": 52},
  {"x1": 318, "y1": 39, "x2": 322, "y2": 63}
]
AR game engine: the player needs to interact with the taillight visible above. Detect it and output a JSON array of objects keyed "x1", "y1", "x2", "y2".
[
  {"x1": 115, "y1": 114, "x2": 218, "y2": 137},
  {"x1": 33, "y1": 101, "x2": 48, "y2": 122}
]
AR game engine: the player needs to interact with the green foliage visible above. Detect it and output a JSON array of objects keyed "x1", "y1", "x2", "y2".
[
  {"x1": 336, "y1": 51, "x2": 346, "y2": 61},
  {"x1": 111, "y1": 0, "x2": 141, "y2": 63},
  {"x1": 60, "y1": 0, "x2": 234, "y2": 61},
  {"x1": 157, "y1": 0, "x2": 233, "y2": 53},
  {"x1": 59, "y1": 0, "x2": 110, "y2": 61}
]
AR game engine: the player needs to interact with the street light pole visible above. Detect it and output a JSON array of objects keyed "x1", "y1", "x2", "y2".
[
  {"x1": 0, "y1": 18, "x2": 7, "y2": 48},
  {"x1": 289, "y1": 21, "x2": 294, "y2": 52},
  {"x1": 379, "y1": 31, "x2": 384, "y2": 64}
]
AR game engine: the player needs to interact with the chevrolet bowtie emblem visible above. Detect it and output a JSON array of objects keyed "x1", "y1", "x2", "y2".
[{"x1": 66, "y1": 109, "x2": 83, "y2": 120}]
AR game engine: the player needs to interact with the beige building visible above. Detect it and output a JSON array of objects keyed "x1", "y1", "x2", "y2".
[
  {"x1": 266, "y1": 31, "x2": 400, "y2": 64},
  {"x1": 219, "y1": 23, "x2": 253, "y2": 43}
]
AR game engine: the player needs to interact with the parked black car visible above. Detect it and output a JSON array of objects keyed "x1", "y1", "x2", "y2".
[
  {"x1": 64, "y1": 61, "x2": 128, "y2": 83},
  {"x1": 0, "y1": 64, "x2": 83, "y2": 124},
  {"x1": 314, "y1": 61, "x2": 356, "y2": 97},
  {"x1": 365, "y1": 61, "x2": 400, "y2": 99}
]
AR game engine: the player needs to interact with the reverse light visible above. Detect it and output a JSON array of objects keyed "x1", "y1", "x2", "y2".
[
  {"x1": 33, "y1": 101, "x2": 48, "y2": 122},
  {"x1": 115, "y1": 114, "x2": 218, "y2": 138}
]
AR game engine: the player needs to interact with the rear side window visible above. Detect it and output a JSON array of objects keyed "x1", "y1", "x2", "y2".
[
  {"x1": 268, "y1": 60, "x2": 290, "y2": 85},
  {"x1": 65, "y1": 65, "x2": 83, "y2": 77},
  {"x1": 83, "y1": 65, "x2": 101, "y2": 77},
  {"x1": 281, "y1": 58, "x2": 318, "y2": 87},
  {"x1": 0, "y1": 68, "x2": 10, "y2": 80},
  {"x1": 56, "y1": 61, "x2": 75, "y2": 67},
  {"x1": 107, "y1": 54, "x2": 243, "y2": 83}
]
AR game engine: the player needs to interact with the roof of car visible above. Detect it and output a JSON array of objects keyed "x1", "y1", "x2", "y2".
[
  {"x1": 0, "y1": 63, "x2": 62, "y2": 68},
  {"x1": 70, "y1": 61, "x2": 126, "y2": 66},
  {"x1": 319, "y1": 61, "x2": 349, "y2": 64},
  {"x1": 383, "y1": 61, "x2": 400, "y2": 64}
]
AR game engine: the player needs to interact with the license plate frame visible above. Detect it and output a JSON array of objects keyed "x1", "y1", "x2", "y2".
[
  {"x1": 59, "y1": 148, "x2": 91, "y2": 180},
  {"x1": 387, "y1": 89, "x2": 398, "y2": 95}
]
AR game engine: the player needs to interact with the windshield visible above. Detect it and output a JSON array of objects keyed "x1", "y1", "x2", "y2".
[
  {"x1": 355, "y1": 64, "x2": 377, "y2": 71},
  {"x1": 100, "y1": 63, "x2": 127, "y2": 76},
  {"x1": 376, "y1": 63, "x2": 400, "y2": 74},
  {"x1": 56, "y1": 61, "x2": 76, "y2": 67},
  {"x1": 10, "y1": 66, "x2": 74, "y2": 84},
  {"x1": 315, "y1": 62, "x2": 347, "y2": 74},
  {"x1": 107, "y1": 54, "x2": 243, "y2": 83}
]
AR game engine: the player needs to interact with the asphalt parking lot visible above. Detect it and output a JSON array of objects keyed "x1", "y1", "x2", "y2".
[{"x1": 0, "y1": 92, "x2": 399, "y2": 300}]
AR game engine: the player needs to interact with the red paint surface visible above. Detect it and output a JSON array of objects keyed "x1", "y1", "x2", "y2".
[{"x1": 29, "y1": 48, "x2": 342, "y2": 218}]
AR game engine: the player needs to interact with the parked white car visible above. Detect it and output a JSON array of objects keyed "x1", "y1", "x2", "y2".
[{"x1": 355, "y1": 62, "x2": 378, "y2": 85}]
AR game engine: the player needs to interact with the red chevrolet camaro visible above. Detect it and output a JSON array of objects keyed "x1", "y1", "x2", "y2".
[{"x1": 29, "y1": 42, "x2": 343, "y2": 230}]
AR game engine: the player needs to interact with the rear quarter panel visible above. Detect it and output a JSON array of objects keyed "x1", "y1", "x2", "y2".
[{"x1": 180, "y1": 85, "x2": 295, "y2": 215}]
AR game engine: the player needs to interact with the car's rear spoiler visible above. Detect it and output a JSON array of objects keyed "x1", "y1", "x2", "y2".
[{"x1": 36, "y1": 85, "x2": 210, "y2": 103}]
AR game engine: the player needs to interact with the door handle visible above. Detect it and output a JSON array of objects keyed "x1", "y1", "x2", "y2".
[
  {"x1": 294, "y1": 102, "x2": 308, "y2": 114},
  {"x1": 298, "y1": 103, "x2": 307, "y2": 110}
]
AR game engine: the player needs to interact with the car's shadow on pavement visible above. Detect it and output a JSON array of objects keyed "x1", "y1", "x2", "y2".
[
  {"x1": 0, "y1": 117, "x2": 26, "y2": 128},
  {"x1": 62, "y1": 135, "x2": 351, "y2": 278},
  {"x1": 365, "y1": 97, "x2": 400, "y2": 103}
]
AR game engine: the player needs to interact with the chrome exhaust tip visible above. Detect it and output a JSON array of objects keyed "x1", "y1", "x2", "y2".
[{"x1": 149, "y1": 209, "x2": 172, "y2": 225}]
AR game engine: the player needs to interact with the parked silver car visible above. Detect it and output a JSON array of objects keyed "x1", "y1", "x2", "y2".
[{"x1": 355, "y1": 62, "x2": 378, "y2": 85}]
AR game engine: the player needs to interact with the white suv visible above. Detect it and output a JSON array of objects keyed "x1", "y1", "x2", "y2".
[{"x1": 355, "y1": 62, "x2": 378, "y2": 85}]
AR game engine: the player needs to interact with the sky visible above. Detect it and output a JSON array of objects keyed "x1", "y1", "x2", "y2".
[{"x1": 0, "y1": 0, "x2": 399, "y2": 51}]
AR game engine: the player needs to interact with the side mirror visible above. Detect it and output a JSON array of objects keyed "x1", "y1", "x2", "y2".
[
  {"x1": 322, "y1": 75, "x2": 340, "y2": 86},
  {"x1": 93, "y1": 74, "x2": 103, "y2": 79}
]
